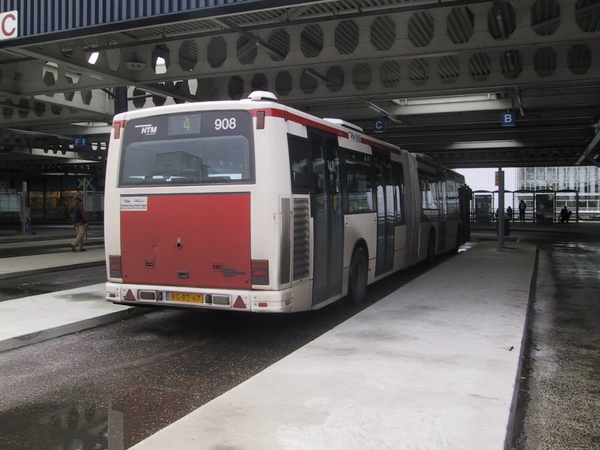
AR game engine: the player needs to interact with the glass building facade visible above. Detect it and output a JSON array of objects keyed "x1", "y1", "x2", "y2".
[
  {"x1": 0, "y1": 174, "x2": 104, "y2": 225},
  {"x1": 517, "y1": 166, "x2": 600, "y2": 220}
]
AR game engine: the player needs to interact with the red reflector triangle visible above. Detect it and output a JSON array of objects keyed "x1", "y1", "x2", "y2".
[
  {"x1": 124, "y1": 289, "x2": 136, "y2": 301},
  {"x1": 233, "y1": 296, "x2": 246, "y2": 309}
]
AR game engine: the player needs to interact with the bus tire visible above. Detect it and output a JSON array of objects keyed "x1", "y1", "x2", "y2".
[
  {"x1": 345, "y1": 247, "x2": 368, "y2": 306},
  {"x1": 426, "y1": 229, "x2": 436, "y2": 265},
  {"x1": 450, "y1": 227, "x2": 461, "y2": 254}
]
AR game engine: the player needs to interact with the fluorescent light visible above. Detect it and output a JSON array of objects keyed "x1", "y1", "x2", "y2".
[
  {"x1": 87, "y1": 52, "x2": 99, "y2": 65},
  {"x1": 449, "y1": 140, "x2": 524, "y2": 150},
  {"x1": 155, "y1": 57, "x2": 167, "y2": 74},
  {"x1": 393, "y1": 93, "x2": 500, "y2": 106},
  {"x1": 365, "y1": 102, "x2": 402, "y2": 123},
  {"x1": 388, "y1": 93, "x2": 512, "y2": 114}
]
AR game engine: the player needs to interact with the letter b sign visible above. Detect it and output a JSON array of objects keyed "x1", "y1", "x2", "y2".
[{"x1": 501, "y1": 110, "x2": 516, "y2": 127}]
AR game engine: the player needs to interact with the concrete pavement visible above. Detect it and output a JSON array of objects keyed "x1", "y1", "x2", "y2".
[
  {"x1": 0, "y1": 224, "x2": 133, "y2": 352},
  {"x1": 131, "y1": 241, "x2": 537, "y2": 450},
  {"x1": 0, "y1": 247, "x2": 105, "y2": 280}
]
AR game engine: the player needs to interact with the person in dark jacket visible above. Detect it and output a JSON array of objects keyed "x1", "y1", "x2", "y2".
[
  {"x1": 69, "y1": 192, "x2": 88, "y2": 252},
  {"x1": 518, "y1": 200, "x2": 526, "y2": 222},
  {"x1": 560, "y1": 206, "x2": 572, "y2": 223}
]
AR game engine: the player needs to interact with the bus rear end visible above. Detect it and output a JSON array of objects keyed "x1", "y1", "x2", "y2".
[{"x1": 104, "y1": 100, "x2": 294, "y2": 312}]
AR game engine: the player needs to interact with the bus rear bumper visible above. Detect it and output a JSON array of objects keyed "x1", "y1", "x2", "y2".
[{"x1": 105, "y1": 282, "x2": 296, "y2": 313}]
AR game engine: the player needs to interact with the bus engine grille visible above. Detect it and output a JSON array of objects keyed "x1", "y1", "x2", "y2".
[{"x1": 293, "y1": 198, "x2": 310, "y2": 281}]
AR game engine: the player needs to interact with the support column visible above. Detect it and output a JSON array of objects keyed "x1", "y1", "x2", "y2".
[
  {"x1": 114, "y1": 86, "x2": 128, "y2": 115},
  {"x1": 497, "y1": 168, "x2": 505, "y2": 250}
]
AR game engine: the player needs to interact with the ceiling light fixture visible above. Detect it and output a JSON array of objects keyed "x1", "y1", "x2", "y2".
[
  {"x1": 393, "y1": 93, "x2": 503, "y2": 106},
  {"x1": 449, "y1": 140, "x2": 524, "y2": 150},
  {"x1": 365, "y1": 102, "x2": 402, "y2": 124}
]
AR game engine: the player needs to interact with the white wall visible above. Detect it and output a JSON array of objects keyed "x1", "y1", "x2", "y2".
[{"x1": 456, "y1": 168, "x2": 518, "y2": 208}]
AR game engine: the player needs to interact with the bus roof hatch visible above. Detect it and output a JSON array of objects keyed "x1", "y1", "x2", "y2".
[
  {"x1": 247, "y1": 91, "x2": 278, "y2": 102},
  {"x1": 323, "y1": 118, "x2": 364, "y2": 132}
]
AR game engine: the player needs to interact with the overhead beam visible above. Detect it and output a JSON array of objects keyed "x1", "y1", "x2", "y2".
[
  {"x1": 10, "y1": 45, "x2": 196, "y2": 103},
  {"x1": 576, "y1": 123, "x2": 600, "y2": 165}
]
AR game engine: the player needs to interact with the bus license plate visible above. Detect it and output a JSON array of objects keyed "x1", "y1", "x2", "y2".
[{"x1": 168, "y1": 292, "x2": 204, "y2": 304}]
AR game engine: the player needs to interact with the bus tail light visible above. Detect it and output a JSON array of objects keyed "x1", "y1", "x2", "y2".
[
  {"x1": 256, "y1": 111, "x2": 265, "y2": 129},
  {"x1": 113, "y1": 120, "x2": 126, "y2": 139},
  {"x1": 251, "y1": 259, "x2": 269, "y2": 285},
  {"x1": 109, "y1": 255, "x2": 122, "y2": 278}
]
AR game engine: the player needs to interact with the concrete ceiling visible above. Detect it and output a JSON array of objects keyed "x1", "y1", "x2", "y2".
[{"x1": 1, "y1": 0, "x2": 599, "y2": 175}]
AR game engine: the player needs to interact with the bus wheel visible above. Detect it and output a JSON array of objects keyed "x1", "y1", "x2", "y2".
[
  {"x1": 450, "y1": 227, "x2": 461, "y2": 254},
  {"x1": 426, "y1": 230, "x2": 436, "y2": 265},
  {"x1": 345, "y1": 247, "x2": 368, "y2": 306}
]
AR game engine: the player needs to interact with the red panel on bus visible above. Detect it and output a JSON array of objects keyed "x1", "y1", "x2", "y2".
[{"x1": 120, "y1": 193, "x2": 251, "y2": 289}]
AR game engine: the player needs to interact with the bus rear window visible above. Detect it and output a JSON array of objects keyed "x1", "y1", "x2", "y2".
[{"x1": 119, "y1": 111, "x2": 254, "y2": 186}]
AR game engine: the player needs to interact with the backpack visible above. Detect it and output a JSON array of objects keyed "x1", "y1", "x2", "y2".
[{"x1": 69, "y1": 202, "x2": 83, "y2": 223}]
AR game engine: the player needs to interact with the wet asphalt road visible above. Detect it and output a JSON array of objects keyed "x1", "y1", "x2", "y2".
[
  {"x1": 0, "y1": 265, "x2": 106, "y2": 302},
  {"x1": 508, "y1": 233, "x2": 600, "y2": 449},
  {"x1": 0, "y1": 225, "x2": 598, "y2": 449}
]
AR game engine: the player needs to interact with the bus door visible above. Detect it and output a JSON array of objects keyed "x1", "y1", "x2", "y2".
[
  {"x1": 374, "y1": 153, "x2": 395, "y2": 276},
  {"x1": 438, "y1": 179, "x2": 447, "y2": 251},
  {"x1": 309, "y1": 131, "x2": 343, "y2": 305},
  {"x1": 459, "y1": 186, "x2": 472, "y2": 242}
]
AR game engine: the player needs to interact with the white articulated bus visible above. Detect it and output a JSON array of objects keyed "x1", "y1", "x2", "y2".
[{"x1": 104, "y1": 91, "x2": 471, "y2": 313}]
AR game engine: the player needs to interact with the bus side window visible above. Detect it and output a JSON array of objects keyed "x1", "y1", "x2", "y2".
[
  {"x1": 419, "y1": 171, "x2": 442, "y2": 221},
  {"x1": 446, "y1": 180, "x2": 459, "y2": 217},
  {"x1": 288, "y1": 135, "x2": 310, "y2": 194},
  {"x1": 345, "y1": 150, "x2": 374, "y2": 213}
]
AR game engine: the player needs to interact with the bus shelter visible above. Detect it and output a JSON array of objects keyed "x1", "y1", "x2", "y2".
[
  {"x1": 472, "y1": 189, "x2": 580, "y2": 224},
  {"x1": 513, "y1": 189, "x2": 579, "y2": 224}
]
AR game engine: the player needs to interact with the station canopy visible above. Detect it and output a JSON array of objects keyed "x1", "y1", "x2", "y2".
[{"x1": 0, "y1": 0, "x2": 599, "y2": 175}]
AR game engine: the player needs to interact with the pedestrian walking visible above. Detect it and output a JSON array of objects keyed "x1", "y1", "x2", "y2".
[
  {"x1": 68, "y1": 192, "x2": 88, "y2": 252},
  {"x1": 518, "y1": 200, "x2": 526, "y2": 222},
  {"x1": 20, "y1": 205, "x2": 36, "y2": 234}
]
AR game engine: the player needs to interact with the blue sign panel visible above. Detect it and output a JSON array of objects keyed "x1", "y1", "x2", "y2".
[
  {"x1": 373, "y1": 118, "x2": 388, "y2": 133},
  {"x1": 501, "y1": 110, "x2": 516, "y2": 127},
  {"x1": 74, "y1": 136, "x2": 88, "y2": 148}
]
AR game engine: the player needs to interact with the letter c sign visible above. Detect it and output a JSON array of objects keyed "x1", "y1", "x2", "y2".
[
  {"x1": 373, "y1": 119, "x2": 388, "y2": 134},
  {"x1": 0, "y1": 11, "x2": 18, "y2": 41}
]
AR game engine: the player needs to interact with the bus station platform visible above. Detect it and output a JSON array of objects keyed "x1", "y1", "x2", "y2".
[
  {"x1": 0, "y1": 225, "x2": 538, "y2": 449},
  {"x1": 0, "y1": 225, "x2": 131, "y2": 351}
]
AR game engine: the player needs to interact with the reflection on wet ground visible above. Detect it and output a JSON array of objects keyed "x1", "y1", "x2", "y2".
[
  {"x1": 109, "y1": 387, "x2": 205, "y2": 449},
  {"x1": 1, "y1": 403, "x2": 108, "y2": 450},
  {"x1": 1, "y1": 388, "x2": 219, "y2": 450},
  {"x1": 0, "y1": 266, "x2": 107, "y2": 303},
  {"x1": 0, "y1": 389, "x2": 215, "y2": 450}
]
